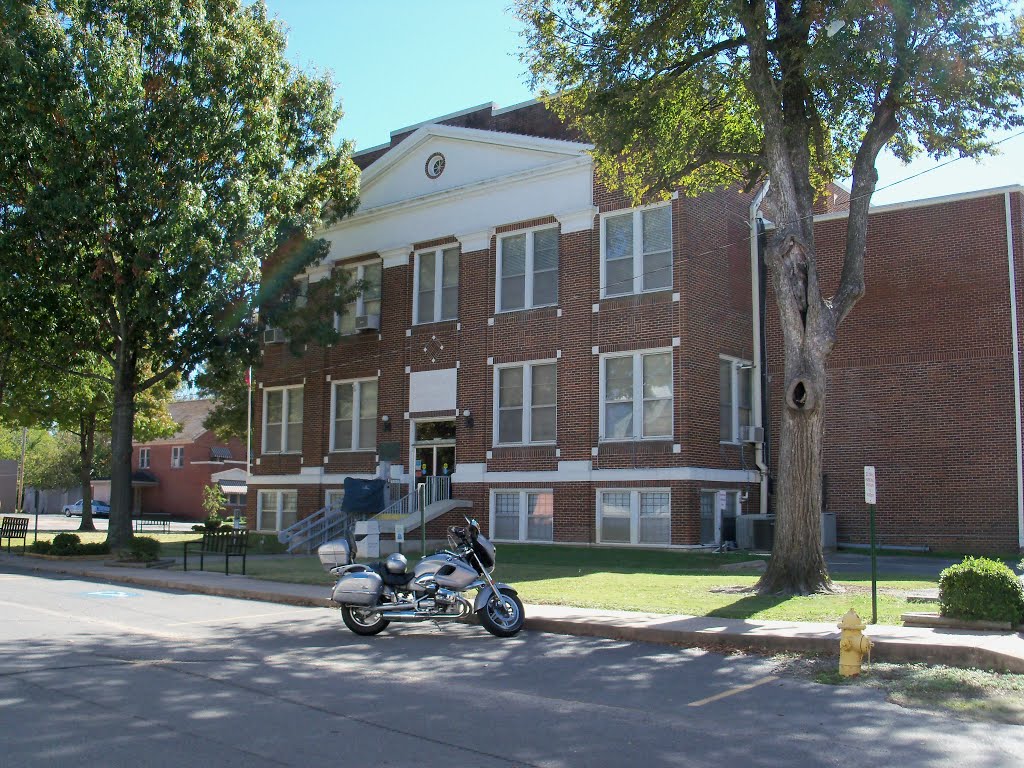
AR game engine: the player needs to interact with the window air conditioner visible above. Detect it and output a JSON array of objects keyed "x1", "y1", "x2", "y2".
[
  {"x1": 263, "y1": 327, "x2": 286, "y2": 344},
  {"x1": 355, "y1": 314, "x2": 381, "y2": 332},
  {"x1": 742, "y1": 425, "x2": 765, "y2": 444}
]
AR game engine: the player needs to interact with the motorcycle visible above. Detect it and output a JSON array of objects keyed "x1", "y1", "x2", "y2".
[{"x1": 322, "y1": 517, "x2": 525, "y2": 638}]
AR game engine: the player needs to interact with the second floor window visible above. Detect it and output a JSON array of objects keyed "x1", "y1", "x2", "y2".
[
  {"x1": 602, "y1": 203, "x2": 672, "y2": 297},
  {"x1": 337, "y1": 261, "x2": 382, "y2": 334},
  {"x1": 495, "y1": 362, "x2": 556, "y2": 445},
  {"x1": 264, "y1": 385, "x2": 303, "y2": 454},
  {"x1": 332, "y1": 378, "x2": 378, "y2": 451},
  {"x1": 415, "y1": 246, "x2": 459, "y2": 324},
  {"x1": 171, "y1": 446, "x2": 184, "y2": 468},
  {"x1": 601, "y1": 350, "x2": 673, "y2": 440},
  {"x1": 497, "y1": 227, "x2": 559, "y2": 312},
  {"x1": 139, "y1": 447, "x2": 150, "y2": 469}
]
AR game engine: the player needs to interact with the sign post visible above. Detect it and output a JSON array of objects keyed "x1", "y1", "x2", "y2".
[
  {"x1": 394, "y1": 524, "x2": 405, "y2": 555},
  {"x1": 864, "y1": 466, "x2": 878, "y2": 624}
]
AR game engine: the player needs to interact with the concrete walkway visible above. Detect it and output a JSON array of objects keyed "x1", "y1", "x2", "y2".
[{"x1": 4, "y1": 552, "x2": 1024, "y2": 674}]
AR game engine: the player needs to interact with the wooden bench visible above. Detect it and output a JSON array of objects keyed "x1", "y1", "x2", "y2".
[
  {"x1": 183, "y1": 529, "x2": 249, "y2": 575},
  {"x1": 133, "y1": 512, "x2": 171, "y2": 533},
  {"x1": 1, "y1": 516, "x2": 29, "y2": 553}
]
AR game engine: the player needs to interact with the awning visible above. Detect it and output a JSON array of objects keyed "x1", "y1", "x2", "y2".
[
  {"x1": 218, "y1": 480, "x2": 247, "y2": 495},
  {"x1": 210, "y1": 446, "x2": 233, "y2": 460}
]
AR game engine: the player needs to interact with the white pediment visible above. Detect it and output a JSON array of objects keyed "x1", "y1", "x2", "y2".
[
  {"x1": 319, "y1": 124, "x2": 595, "y2": 264},
  {"x1": 359, "y1": 125, "x2": 590, "y2": 211}
]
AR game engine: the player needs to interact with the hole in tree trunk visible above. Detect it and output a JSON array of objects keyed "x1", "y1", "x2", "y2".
[
  {"x1": 793, "y1": 382, "x2": 807, "y2": 407},
  {"x1": 787, "y1": 379, "x2": 813, "y2": 411}
]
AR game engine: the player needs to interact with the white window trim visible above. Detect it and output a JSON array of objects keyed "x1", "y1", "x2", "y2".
[
  {"x1": 170, "y1": 446, "x2": 184, "y2": 468},
  {"x1": 492, "y1": 358, "x2": 558, "y2": 447},
  {"x1": 329, "y1": 377, "x2": 378, "y2": 452},
  {"x1": 495, "y1": 224, "x2": 559, "y2": 314},
  {"x1": 599, "y1": 201, "x2": 673, "y2": 298},
  {"x1": 325, "y1": 489, "x2": 345, "y2": 510},
  {"x1": 489, "y1": 488, "x2": 554, "y2": 542},
  {"x1": 595, "y1": 488, "x2": 672, "y2": 545},
  {"x1": 335, "y1": 259, "x2": 382, "y2": 334},
  {"x1": 412, "y1": 245, "x2": 459, "y2": 325},
  {"x1": 720, "y1": 355, "x2": 752, "y2": 445},
  {"x1": 256, "y1": 489, "x2": 297, "y2": 532},
  {"x1": 700, "y1": 488, "x2": 743, "y2": 545},
  {"x1": 262, "y1": 385, "x2": 303, "y2": 455},
  {"x1": 139, "y1": 447, "x2": 150, "y2": 469},
  {"x1": 598, "y1": 347, "x2": 674, "y2": 442}
]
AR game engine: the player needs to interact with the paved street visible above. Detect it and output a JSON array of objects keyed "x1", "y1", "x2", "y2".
[
  {"x1": 1, "y1": 570, "x2": 1021, "y2": 767},
  {"x1": 22, "y1": 511, "x2": 200, "y2": 534}
]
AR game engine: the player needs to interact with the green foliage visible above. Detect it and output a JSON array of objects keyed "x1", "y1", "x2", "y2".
[
  {"x1": 192, "y1": 512, "x2": 229, "y2": 532},
  {"x1": 0, "y1": 427, "x2": 82, "y2": 489},
  {"x1": 939, "y1": 557, "x2": 1024, "y2": 624},
  {"x1": 38, "y1": 532, "x2": 110, "y2": 556},
  {"x1": 201, "y1": 484, "x2": 227, "y2": 517},
  {"x1": 50, "y1": 532, "x2": 82, "y2": 555},
  {"x1": 29, "y1": 540, "x2": 51, "y2": 554},
  {"x1": 121, "y1": 536, "x2": 161, "y2": 562}
]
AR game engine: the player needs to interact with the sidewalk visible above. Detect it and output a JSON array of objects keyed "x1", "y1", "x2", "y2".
[{"x1": 4, "y1": 552, "x2": 1024, "y2": 674}]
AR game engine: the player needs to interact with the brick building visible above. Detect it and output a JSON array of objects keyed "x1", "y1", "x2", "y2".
[
  {"x1": 94, "y1": 399, "x2": 247, "y2": 522},
  {"x1": 248, "y1": 99, "x2": 1024, "y2": 554}
]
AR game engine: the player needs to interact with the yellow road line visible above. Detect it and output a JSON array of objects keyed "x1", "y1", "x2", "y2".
[{"x1": 687, "y1": 675, "x2": 778, "y2": 707}]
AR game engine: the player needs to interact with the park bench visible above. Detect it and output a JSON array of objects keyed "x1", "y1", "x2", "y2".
[
  {"x1": 133, "y1": 512, "x2": 172, "y2": 533},
  {"x1": 1, "y1": 516, "x2": 29, "y2": 553},
  {"x1": 183, "y1": 529, "x2": 249, "y2": 575}
]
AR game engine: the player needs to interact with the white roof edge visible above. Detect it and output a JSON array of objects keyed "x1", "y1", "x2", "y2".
[
  {"x1": 492, "y1": 97, "x2": 541, "y2": 115},
  {"x1": 352, "y1": 140, "x2": 391, "y2": 158},
  {"x1": 814, "y1": 184, "x2": 1024, "y2": 223},
  {"x1": 389, "y1": 102, "x2": 497, "y2": 138}
]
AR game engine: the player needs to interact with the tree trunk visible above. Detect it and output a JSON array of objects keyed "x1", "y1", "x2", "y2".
[
  {"x1": 108, "y1": 362, "x2": 136, "y2": 551},
  {"x1": 77, "y1": 412, "x2": 97, "y2": 533}
]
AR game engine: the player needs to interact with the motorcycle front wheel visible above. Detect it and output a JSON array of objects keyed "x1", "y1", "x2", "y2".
[
  {"x1": 478, "y1": 588, "x2": 525, "y2": 638},
  {"x1": 341, "y1": 606, "x2": 390, "y2": 636}
]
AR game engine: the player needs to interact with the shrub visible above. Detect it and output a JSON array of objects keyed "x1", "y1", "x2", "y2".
[
  {"x1": 192, "y1": 513, "x2": 228, "y2": 532},
  {"x1": 121, "y1": 537, "x2": 161, "y2": 562},
  {"x1": 939, "y1": 556, "x2": 1024, "y2": 624},
  {"x1": 50, "y1": 532, "x2": 82, "y2": 556},
  {"x1": 78, "y1": 542, "x2": 111, "y2": 556},
  {"x1": 30, "y1": 540, "x2": 52, "y2": 554}
]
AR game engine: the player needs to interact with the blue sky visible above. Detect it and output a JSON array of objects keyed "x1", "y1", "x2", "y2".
[{"x1": 264, "y1": 1, "x2": 1023, "y2": 206}]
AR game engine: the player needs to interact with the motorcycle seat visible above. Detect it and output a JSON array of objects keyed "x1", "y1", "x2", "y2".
[{"x1": 369, "y1": 562, "x2": 414, "y2": 588}]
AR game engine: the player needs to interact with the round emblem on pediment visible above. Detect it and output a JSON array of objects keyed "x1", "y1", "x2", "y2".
[{"x1": 425, "y1": 152, "x2": 446, "y2": 179}]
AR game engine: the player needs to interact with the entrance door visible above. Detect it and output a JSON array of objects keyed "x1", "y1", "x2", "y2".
[
  {"x1": 412, "y1": 420, "x2": 456, "y2": 501},
  {"x1": 700, "y1": 490, "x2": 739, "y2": 545}
]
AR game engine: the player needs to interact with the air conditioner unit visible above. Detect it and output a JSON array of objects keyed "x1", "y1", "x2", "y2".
[
  {"x1": 742, "y1": 425, "x2": 765, "y2": 444},
  {"x1": 263, "y1": 327, "x2": 286, "y2": 344},
  {"x1": 355, "y1": 313, "x2": 380, "y2": 332}
]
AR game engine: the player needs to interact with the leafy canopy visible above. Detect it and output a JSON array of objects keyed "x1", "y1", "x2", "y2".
[{"x1": 518, "y1": 0, "x2": 1024, "y2": 203}]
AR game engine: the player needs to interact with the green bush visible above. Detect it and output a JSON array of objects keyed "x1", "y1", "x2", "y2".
[
  {"x1": 30, "y1": 540, "x2": 51, "y2": 554},
  {"x1": 939, "y1": 556, "x2": 1024, "y2": 624},
  {"x1": 78, "y1": 542, "x2": 110, "y2": 556},
  {"x1": 50, "y1": 532, "x2": 81, "y2": 556},
  {"x1": 121, "y1": 537, "x2": 161, "y2": 562},
  {"x1": 192, "y1": 513, "x2": 229, "y2": 532}
]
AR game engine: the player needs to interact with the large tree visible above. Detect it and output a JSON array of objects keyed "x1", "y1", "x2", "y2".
[
  {"x1": 519, "y1": 0, "x2": 1024, "y2": 592},
  {"x1": 0, "y1": 0, "x2": 359, "y2": 549}
]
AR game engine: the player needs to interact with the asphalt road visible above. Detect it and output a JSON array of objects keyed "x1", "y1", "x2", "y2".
[{"x1": 1, "y1": 570, "x2": 1021, "y2": 767}]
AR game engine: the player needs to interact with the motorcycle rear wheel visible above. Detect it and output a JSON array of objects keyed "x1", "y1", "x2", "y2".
[
  {"x1": 341, "y1": 606, "x2": 390, "y2": 636},
  {"x1": 478, "y1": 588, "x2": 525, "y2": 638}
]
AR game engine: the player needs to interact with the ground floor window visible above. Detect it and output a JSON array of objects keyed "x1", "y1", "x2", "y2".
[
  {"x1": 699, "y1": 489, "x2": 741, "y2": 546},
  {"x1": 491, "y1": 490, "x2": 554, "y2": 542},
  {"x1": 326, "y1": 489, "x2": 345, "y2": 512},
  {"x1": 256, "y1": 489, "x2": 298, "y2": 531},
  {"x1": 596, "y1": 490, "x2": 671, "y2": 545}
]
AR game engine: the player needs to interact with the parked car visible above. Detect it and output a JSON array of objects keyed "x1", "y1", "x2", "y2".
[{"x1": 62, "y1": 500, "x2": 111, "y2": 518}]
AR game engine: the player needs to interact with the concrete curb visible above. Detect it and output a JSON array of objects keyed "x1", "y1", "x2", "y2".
[{"x1": 5, "y1": 554, "x2": 1024, "y2": 673}]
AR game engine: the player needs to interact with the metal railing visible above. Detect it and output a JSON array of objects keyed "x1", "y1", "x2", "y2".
[
  {"x1": 418, "y1": 476, "x2": 451, "y2": 508},
  {"x1": 278, "y1": 504, "x2": 351, "y2": 554}
]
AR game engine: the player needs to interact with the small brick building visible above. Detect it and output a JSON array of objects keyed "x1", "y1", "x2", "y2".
[{"x1": 247, "y1": 99, "x2": 1024, "y2": 555}]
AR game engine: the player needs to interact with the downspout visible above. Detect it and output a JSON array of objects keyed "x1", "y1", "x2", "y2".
[
  {"x1": 1005, "y1": 191, "x2": 1024, "y2": 550},
  {"x1": 750, "y1": 182, "x2": 771, "y2": 515}
]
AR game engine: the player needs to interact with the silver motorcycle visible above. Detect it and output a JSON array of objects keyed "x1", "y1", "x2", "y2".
[{"x1": 323, "y1": 518, "x2": 525, "y2": 638}]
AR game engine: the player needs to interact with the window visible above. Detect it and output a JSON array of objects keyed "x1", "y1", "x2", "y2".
[
  {"x1": 226, "y1": 493, "x2": 245, "y2": 507},
  {"x1": 601, "y1": 203, "x2": 672, "y2": 297},
  {"x1": 326, "y1": 489, "x2": 345, "y2": 511},
  {"x1": 494, "y1": 361, "x2": 556, "y2": 444},
  {"x1": 139, "y1": 448, "x2": 150, "y2": 469},
  {"x1": 337, "y1": 261, "x2": 382, "y2": 334},
  {"x1": 600, "y1": 350, "x2": 673, "y2": 440},
  {"x1": 263, "y1": 385, "x2": 303, "y2": 454},
  {"x1": 700, "y1": 489, "x2": 741, "y2": 545},
  {"x1": 331, "y1": 378, "x2": 378, "y2": 451},
  {"x1": 492, "y1": 490, "x2": 554, "y2": 542},
  {"x1": 414, "y1": 246, "x2": 459, "y2": 324},
  {"x1": 497, "y1": 227, "x2": 558, "y2": 312},
  {"x1": 257, "y1": 489, "x2": 298, "y2": 531},
  {"x1": 720, "y1": 357, "x2": 753, "y2": 442},
  {"x1": 171, "y1": 446, "x2": 184, "y2": 468},
  {"x1": 597, "y1": 490, "x2": 671, "y2": 545}
]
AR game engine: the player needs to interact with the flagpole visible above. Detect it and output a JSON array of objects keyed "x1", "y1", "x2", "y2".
[{"x1": 245, "y1": 365, "x2": 252, "y2": 530}]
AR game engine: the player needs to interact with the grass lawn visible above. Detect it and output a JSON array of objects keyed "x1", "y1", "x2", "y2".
[{"x1": 231, "y1": 543, "x2": 938, "y2": 625}]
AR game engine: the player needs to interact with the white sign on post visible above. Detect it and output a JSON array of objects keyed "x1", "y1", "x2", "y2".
[
  {"x1": 716, "y1": 491, "x2": 727, "y2": 512},
  {"x1": 394, "y1": 524, "x2": 405, "y2": 544},
  {"x1": 864, "y1": 466, "x2": 877, "y2": 505}
]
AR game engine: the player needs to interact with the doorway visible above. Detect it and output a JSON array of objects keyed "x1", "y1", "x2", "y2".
[
  {"x1": 700, "y1": 490, "x2": 740, "y2": 546},
  {"x1": 412, "y1": 419, "x2": 456, "y2": 504}
]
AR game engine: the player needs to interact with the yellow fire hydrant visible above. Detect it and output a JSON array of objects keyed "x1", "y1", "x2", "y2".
[{"x1": 838, "y1": 608, "x2": 873, "y2": 677}]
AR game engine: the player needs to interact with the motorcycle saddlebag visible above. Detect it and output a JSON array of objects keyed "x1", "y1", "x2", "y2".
[{"x1": 331, "y1": 570, "x2": 383, "y2": 606}]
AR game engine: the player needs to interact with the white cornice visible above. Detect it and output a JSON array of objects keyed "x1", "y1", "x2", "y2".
[
  {"x1": 380, "y1": 245, "x2": 411, "y2": 269},
  {"x1": 556, "y1": 207, "x2": 599, "y2": 233},
  {"x1": 456, "y1": 229, "x2": 495, "y2": 253}
]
